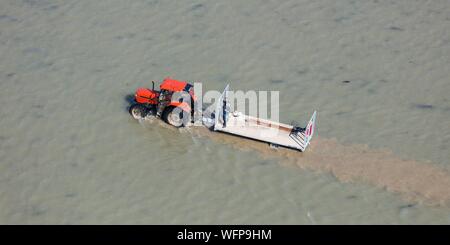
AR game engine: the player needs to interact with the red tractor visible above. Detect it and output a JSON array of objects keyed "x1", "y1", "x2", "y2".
[{"x1": 129, "y1": 78, "x2": 197, "y2": 127}]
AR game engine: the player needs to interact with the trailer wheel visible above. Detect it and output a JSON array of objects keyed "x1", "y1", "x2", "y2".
[
  {"x1": 162, "y1": 106, "x2": 186, "y2": 127},
  {"x1": 129, "y1": 104, "x2": 147, "y2": 119}
]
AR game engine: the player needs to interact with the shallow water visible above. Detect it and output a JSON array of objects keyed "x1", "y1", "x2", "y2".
[{"x1": 1, "y1": 0, "x2": 450, "y2": 224}]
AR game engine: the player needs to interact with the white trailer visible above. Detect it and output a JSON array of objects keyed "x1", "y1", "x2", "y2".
[{"x1": 213, "y1": 84, "x2": 317, "y2": 152}]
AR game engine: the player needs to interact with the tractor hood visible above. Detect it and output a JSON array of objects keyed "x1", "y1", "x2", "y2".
[{"x1": 135, "y1": 87, "x2": 159, "y2": 104}]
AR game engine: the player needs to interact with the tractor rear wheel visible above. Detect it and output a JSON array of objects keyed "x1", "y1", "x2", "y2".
[
  {"x1": 162, "y1": 106, "x2": 186, "y2": 127},
  {"x1": 129, "y1": 104, "x2": 147, "y2": 119}
]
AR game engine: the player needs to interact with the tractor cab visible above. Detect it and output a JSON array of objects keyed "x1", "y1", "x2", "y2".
[
  {"x1": 159, "y1": 78, "x2": 191, "y2": 92},
  {"x1": 158, "y1": 78, "x2": 194, "y2": 103},
  {"x1": 156, "y1": 78, "x2": 195, "y2": 117}
]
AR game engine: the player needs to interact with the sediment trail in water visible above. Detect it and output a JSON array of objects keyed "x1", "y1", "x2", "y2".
[{"x1": 187, "y1": 126, "x2": 450, "y2": 207}]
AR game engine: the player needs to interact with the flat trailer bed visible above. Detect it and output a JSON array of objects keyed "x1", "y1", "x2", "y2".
[{"x1": 213, "y1": 85, "x2": 317, "y2": 152}]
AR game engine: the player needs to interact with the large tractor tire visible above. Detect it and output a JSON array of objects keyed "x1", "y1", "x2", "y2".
[{"x1": 162, "y1": 106, "x2": 188, "y2": 127}]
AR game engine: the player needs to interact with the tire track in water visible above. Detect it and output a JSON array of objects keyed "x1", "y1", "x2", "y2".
[{"x1": 187, "y1": 126, "x2": 450, "y2": 207}]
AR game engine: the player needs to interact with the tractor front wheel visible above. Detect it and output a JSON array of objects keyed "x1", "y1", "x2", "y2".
[{"x1": 129, "y1": 104, "x2": 147, "y2": 119}]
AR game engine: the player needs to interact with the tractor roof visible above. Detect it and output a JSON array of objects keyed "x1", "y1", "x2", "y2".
[{"x1": 160, "y1": 78, "x2": 188, "y2": 92}]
